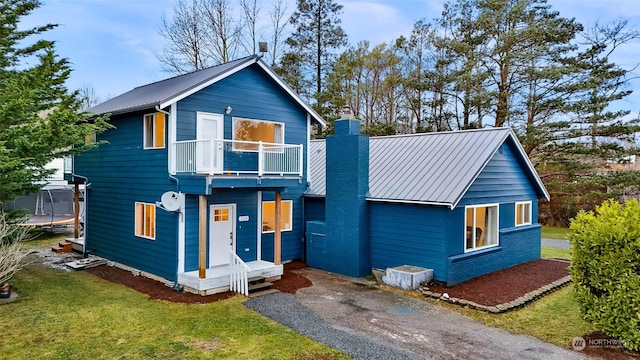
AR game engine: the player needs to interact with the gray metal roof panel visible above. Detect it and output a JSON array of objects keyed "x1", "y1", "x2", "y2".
[
  {"x1": 85, "y1": 57, "x2": 326, "y2": 127},
  {"x1": 88, "y1": 56, "x2": 256, "y2": 115},
  {"x1": 305, "y1": 128, "x2": 538, "y2": 207}
]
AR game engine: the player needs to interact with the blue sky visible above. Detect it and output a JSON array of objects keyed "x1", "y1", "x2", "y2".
[{"x1": 22, "y1": 0, "x2": 640, "y2": 112}]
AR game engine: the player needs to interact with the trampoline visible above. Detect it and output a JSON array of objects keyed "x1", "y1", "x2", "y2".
[{"x1": 4, "y1": 185, "x2": 80, "y2": 228}]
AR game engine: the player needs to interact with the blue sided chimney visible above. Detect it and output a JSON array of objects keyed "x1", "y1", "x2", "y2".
[{"x1": 324, "y1": 107, "x2": 370, "y2": 277}]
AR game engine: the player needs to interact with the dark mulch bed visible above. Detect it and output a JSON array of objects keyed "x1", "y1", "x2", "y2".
[
  {"x1": 86, "y1": 261, "x2": 311, "y2": 304},
  {"x1": 426, "y1": 258, "x2": 570, "y2": 306}
]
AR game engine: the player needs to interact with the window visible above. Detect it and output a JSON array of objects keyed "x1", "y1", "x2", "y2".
[
  {"x1": 85, "y1": 133, "x2": 96, "y2": 145},
  {"x1": 233, "y1": 117, "x2": 283, "y2": 151},
  {"x1": 135, "y1": 202, "x2": 156, "y2": 239},
  {"x1": 262, "y1": 200, "x2": 292, "y2": 233},
  {"x1": 465, "y1": 204, "x2": 499, "y2": 251},
  {"x1": 515, "y1": 201, "x2": 532, "y2": 226},
  {"x1": 213, "y1": 208, "x2": 229, "y2": 222},
  {"x1": 143, "y1": 113, "x2": 166, "y2": 149}
]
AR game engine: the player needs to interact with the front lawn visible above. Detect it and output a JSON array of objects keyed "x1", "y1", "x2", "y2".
[
  {"x1": 1, "y1": 247, "x2": 348, "y2": 359},
  {"x1": 541, "y1": 226, "x2": 570, "y2": 240}
]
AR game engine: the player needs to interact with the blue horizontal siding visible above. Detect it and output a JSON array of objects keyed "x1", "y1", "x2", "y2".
[
  {"x1": 75, "y1": 110, "x2": 179, "y2": 281},
  {"x1": 458, "y1": 139, "x2": 539, "y2": 206},
  {"x1": 261, "y1": 189, "x2": 306, "y2": 262},
  {"x1": 176, "y1": 64, "x2": 309, "y2": 177},
  {"x1": 447, "y1": 225, "x2": 541, "y2": 286},
  {"x1": 370, "y1": 202, "x2": 448, "y2": 281}
]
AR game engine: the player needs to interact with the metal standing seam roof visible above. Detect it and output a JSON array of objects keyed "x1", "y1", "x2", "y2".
[
  {"x1": 86, "y1": 55, "x2": 325, "y2": 126},
  {"x1": 306, "y1": 127, "x2": 549, "y2": 208}
]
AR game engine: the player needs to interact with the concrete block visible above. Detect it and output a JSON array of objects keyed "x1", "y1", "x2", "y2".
[{"x1": 382, "y1": 265, "x2": 433, "y2": 290}]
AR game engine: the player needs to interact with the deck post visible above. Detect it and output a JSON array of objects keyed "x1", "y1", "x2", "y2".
[
  {"x1": 73, "y1": 182, "x2": 80, "y2": 239},
  {"x1": 274, "y1": 192, "x2": 281, "y2": 265},
  {"x1": 198, "y1": 195, "x2": 207, "y2": 279}
]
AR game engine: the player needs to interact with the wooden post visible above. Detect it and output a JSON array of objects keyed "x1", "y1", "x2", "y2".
[
  {"x1": 73, "y1": 182, "x2": 80, "y2": 239},
  {"x1": 198, "y1": 195, "x2": 207, "y2": 279},
  {"x1": 274, "y1": 192, "x2": 281, "y2": 265}
]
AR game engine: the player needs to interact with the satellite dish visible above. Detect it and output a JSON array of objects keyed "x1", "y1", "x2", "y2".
[{"x1": 160, "y1": 191, "x2": 183, "y2": 212}]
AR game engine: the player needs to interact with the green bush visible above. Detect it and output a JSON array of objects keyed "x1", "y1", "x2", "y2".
[{"x1": 569, "y1": 199, "x2": 640, "y2": 350}]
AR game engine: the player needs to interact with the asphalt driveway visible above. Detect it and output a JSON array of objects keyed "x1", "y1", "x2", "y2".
[{"x1": 246, "y1": 268, "x2": 589, "y2": 360}]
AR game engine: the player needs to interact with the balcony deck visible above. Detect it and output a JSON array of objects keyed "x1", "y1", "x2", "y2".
[{"x1": 173, "y1": 139, "x2": 303, "y2": 178}]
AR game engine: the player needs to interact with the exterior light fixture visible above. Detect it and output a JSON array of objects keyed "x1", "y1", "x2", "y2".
[{"x1": 225, "y1": 106, "x2": 232, "y2": 114}]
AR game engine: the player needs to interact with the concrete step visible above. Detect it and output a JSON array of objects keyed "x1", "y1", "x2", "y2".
[
  {"x1": 248, "y1": 281, "x2": 273, "y2": 292},
  {"x1": 248, "y1": 288, "x2": 280, "y2": 298}
]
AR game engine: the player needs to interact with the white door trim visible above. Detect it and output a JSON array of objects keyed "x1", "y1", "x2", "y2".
[
  {"x1": 209, "y1": 203, "x2": 236, "y2": 267},
  {"x1": 196, "y1": 112, "x2": 224, "y2": 174}
]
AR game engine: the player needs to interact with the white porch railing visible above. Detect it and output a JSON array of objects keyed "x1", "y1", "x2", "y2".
[
  {"x1": 173, "y1": 139, "x2": 303, "y2": 177},
  {"x1": 229, "y1": 250, "x2": 250, "y2": 296}
]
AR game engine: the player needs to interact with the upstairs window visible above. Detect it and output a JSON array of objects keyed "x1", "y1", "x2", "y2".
[
  {"x1": 465, "y1": 204, "x2": 499, "y2": 252},
  {"x1": 144, "y1": 113, "x2": 166, "y2": 149},
  {"x1": 515, "y1": 201, "x2": 532, "y2": 226},
  {"x1": 262, "y1": 200, "x2": 292, "y2": 233},
  {"x1": 135, "y1": 202, "x2": 156, "y2": 240},
  {"x1": 233, "y1": 117, "x2": 283, "y2": 151}
]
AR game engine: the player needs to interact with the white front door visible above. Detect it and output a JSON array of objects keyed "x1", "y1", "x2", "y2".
[
  {"x1": 209, "y1": 204, "x2": 235, "y2": 267},
  {"x1": 196, "y1": 112, "x2": 224, "y2": 173}
]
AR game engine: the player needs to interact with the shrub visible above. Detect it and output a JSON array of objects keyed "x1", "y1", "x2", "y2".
[
  {"x1": 569, "y1": 199, "x2": 640, "y2": 350},
  {"x1": 0, "y1": 212, "x2": 32, "y2": 284}
]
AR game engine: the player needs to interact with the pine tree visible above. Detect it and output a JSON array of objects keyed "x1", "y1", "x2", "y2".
[
  {"x1": 0, "y1": 0, "x2": 110, "y2": 206},
  {"x1": 284, "y1": 0, "x2": 348, "y2": 107}
]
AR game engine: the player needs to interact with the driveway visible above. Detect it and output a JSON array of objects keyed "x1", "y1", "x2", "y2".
[
  {"x1": 542, "y1": 238, "x2": 571, "y2": 249},
  {"x1": 246, "y1": 268, "x2": 589, "y2": 360}
]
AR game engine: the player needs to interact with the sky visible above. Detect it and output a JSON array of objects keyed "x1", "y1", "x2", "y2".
[{"x1": 20, "y1": 0, "x2": 640, "y2": 112}]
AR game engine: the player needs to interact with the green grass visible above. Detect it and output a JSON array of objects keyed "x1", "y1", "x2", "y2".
[
  {"x1": 541, "y1": 246, "x2": 571, "y2": 260},
  {"x1": 0, "y1": 259, "x2": 348, "y2": 359},
  {"x1": 541, "y1": 226, "x2": 570, "y2": 240},
  {"x1": 448, "y1": 287, "x2": 594, "y2": 348}
]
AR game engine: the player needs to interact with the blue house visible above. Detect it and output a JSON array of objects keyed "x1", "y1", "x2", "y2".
[
  {"x1": 69, "y1": 55, "x2": 324, "y2": 295},
  {"x1": 304, "y1": 119, "x2": 550, "y2": 286}
]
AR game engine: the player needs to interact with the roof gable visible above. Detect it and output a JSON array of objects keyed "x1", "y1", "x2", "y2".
[
  {"x1": 88, "y1": 55, "x2": 325, "y2": 126},
  {"x1": 307, "y1": 128, "x2": 549, "y2": 208}
]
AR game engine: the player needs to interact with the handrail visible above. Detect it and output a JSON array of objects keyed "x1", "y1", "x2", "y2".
[
  {"x1": 173, "y1": 139, "x2": 303, "y2": 176},
  {"x1": 229, "y1": 250, "x2": 250, "y2": 296}
]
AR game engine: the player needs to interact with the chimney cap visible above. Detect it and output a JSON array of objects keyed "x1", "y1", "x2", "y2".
[{"x1": 342, "y1": 105, "x2": 353, "y2": 119}]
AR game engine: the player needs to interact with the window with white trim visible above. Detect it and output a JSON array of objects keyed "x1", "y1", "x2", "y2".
[
  {"x1": 465, "y1": 204, "x2": 499, "y2": 251},
  {"x1": 261, "y1": 200, "x2": 292, "y2": 233},
  {"x1": 143, "y1": 112, "x2": 166, "y2": 149},
  {"x1": 135, "y1": 202, "x2": 156, "y2": 240},
  {"x1": 232, "y1": 117, "x2": 284, "y2": 151},
  {"x1": 515, "y1": 201, "x2": 532, "y2": 226}
]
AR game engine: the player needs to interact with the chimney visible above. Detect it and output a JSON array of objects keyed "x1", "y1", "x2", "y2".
[{"x1": 324, "y1": 107, "x2": 370, "y2": 277}]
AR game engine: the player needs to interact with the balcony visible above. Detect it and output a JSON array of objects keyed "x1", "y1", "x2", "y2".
[{"x1": 173, "y1": 139, "x2": 303, "y2": 177}]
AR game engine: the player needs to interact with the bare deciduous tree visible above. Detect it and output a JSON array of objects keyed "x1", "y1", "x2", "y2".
[
  {"x1": 239, "y1": 0, "x2": 262, "y2": 55},
  {"x1": 157, "y1": 0, "x2": 212, "y2": 73},
  {"x1": 0, "y1": 213, "x2": 32, "y2": 284},
  {"x1": 201, "y1": 0, "x2": 241, "y2": 64},
  {"x1": 267, "y1": 0, "x2": 290, "y2": 67}
]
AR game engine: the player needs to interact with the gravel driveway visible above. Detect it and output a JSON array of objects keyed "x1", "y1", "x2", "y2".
[{"x1": 245, "y1": 268, "x2": 589, "y2": 360}]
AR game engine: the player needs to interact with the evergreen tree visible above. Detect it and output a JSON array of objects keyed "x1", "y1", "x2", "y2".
[
  {"x1": 284, "y1": 0, "x2": 348, "y2": 107},
  {"x1": 0, "y1": 0, "x2": 110, "y2": 206}
]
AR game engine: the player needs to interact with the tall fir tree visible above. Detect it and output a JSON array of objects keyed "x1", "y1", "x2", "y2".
[
  {"x1": 0, "y1": 0, "x2": 110, "y2": 206},
  {"x1": 282, "y1": 0, "x2": 348, "y2": 112}
]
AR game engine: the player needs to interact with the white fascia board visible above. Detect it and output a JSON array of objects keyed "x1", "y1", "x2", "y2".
[
  {"x1": 254, "y1": 61, "x2": 326, "y2": 127},
  {"x1": 367, "y1": 197, "x2": 454, "y2": 209}
]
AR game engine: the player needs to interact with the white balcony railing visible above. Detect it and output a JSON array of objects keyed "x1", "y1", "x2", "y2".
[
  {"x1": 173, "y1": 139, "x2": 303, "y2": 177},
  {"x1": 229, "y1": 250, "x2": 250, "y2": 296}
]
